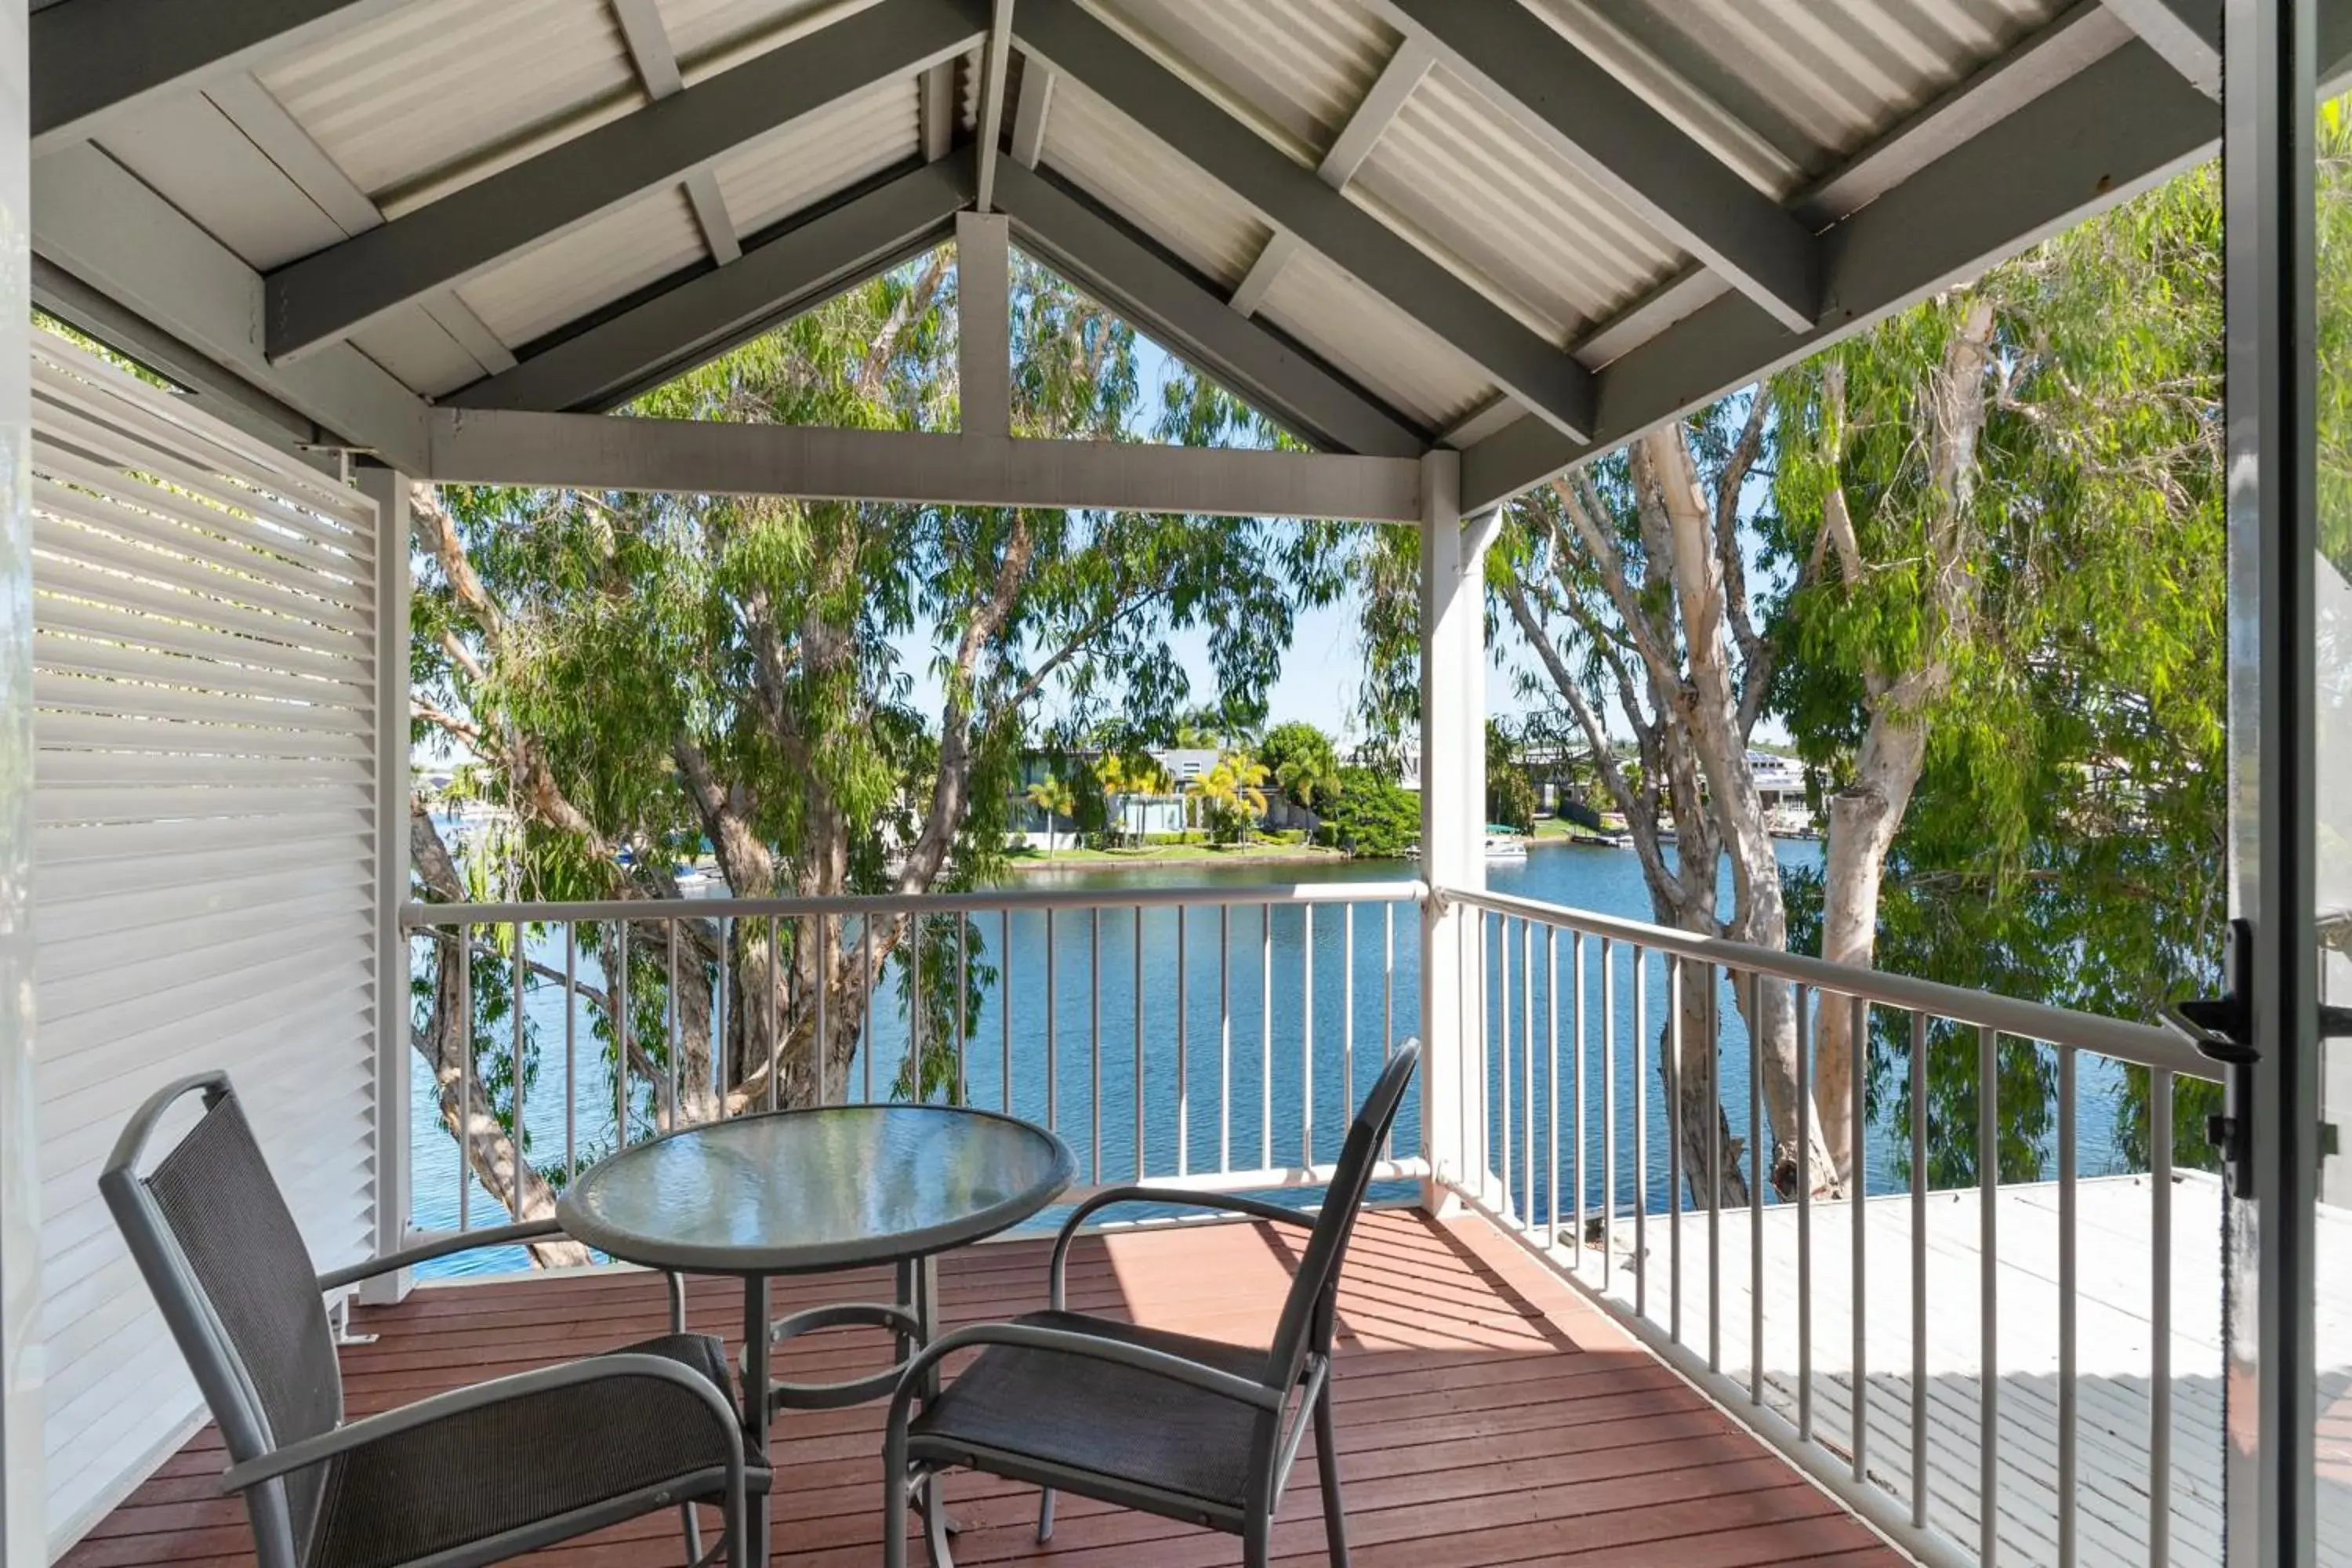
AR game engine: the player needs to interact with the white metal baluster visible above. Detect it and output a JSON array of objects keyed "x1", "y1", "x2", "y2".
[
  {"x1": 1134, "y1": 906, "x2": 1145, "y2": 1179},
  {"x1": 1749, "y1": 972, "x2": 1763, "y2": 1403},
  {"x1": 1219, "y1": 904, "x2": 1232, "y2": 1173},
  {"x1": 812, "y1": 918, "x2": 828, "y2": 1107},
  {"x1": 1632, "y1": 943, "x2": 1646, "y2": 1318},
  {"x1": 1342, "y1": 904, "x2": 1355, "y2": 1137},
  {"x1": 1575, "y1": 933, "x2": 1588, "y2": 1272},
  {"x1": 956, "y1": 913, "x2": 968, "y2": 1107},
  {"x1": 1261, "y1": 902, "x2": 1273, "y2": 1171},
  {"x1": 862, "y1": 919, "x2": 874, "y2": 1103},
  {"x1": 1798, "y1": 982, "x2": 1813, "y2": 1438},
  {"x1": 1046, "y1": 909, "x2": 1058, "y2": 1131},
  {"x1": 1547, "y1": 925, "x2": 1560, "y2": 1257},
  {"x1": 2151, "y1": 1067, "x2": 2173, "y2": 1568},
  {"x1": 2058, "y1": 1042, "x2": 2078, "y2": 1568},
  {"x1": 1177, "y1": 906, "x2": 1189, "y2": 1177},
  {"x1": 564, "y1": 921, "x2": 578, "y2": 1181},
  {"x1": 615, "y1": 921, "x2": 630, "y2": 1152},
  {"x1": 908, "y1": 913, "x2": 922, "y2": 1102},
  {"x1": 1303, "y1": 905, "x2": 1316, "y2": 1168},
  {"x1": 1979, "y1": 1022, "x2": 1999, "y2": 1568},
  {"x1": 1091, "y1": 906, "x2": 1102, "y2": 1187},
  {"x1": 1668, "y1": 952, "x2": 1680, "y2": 1336},
  {"x1": 1499, "y1": 919, "x2": 1514, "y2": 1217},
  {"x1": 666, "y1": 920, "x2": 679, "y2": 1126},
  {"x1": 1911, "y1": 1011, "x2": 1929, "y2": 1528},
  {"x1": 1457, "y1": 914, "x2": 1472, "y2": 1192},
  {"x1": 1601, "y1": 937, "x2": 1615, "y2": 1294},
  {"x1": 1000, "y1": 909, "x2": 1011, "y2": 1115},
  {"x1": 1520, "y1": 918, "x2": 1534, "y2": 1227},
  {"x1": 511, "y1": 921, "x2": 525, "y2": 1213},
  {"x1": 1851, "y1": 995, "x2": 1868, "y2": 1483},
  {"x1": 458, "y1": 924, "x2": 472, "y2": 1229},
  {"x1": 715, "y1": 919, "x2": 729, "y2": 1115},
  {"x1": 1707, "y1": 964, "x2": 1720, "y2": 1374},
  {"x1": 1382, "y1": 903, "x2": 1395, "y2": 1151}
]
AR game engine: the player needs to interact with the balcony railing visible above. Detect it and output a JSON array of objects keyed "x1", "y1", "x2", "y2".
[
  {"x1": 401, "y1": 879, "x2": 2218, "y2": 1568},
  {"x1": 398, "y1": 880, "x2": 1430, "y2": 1247},
  {"x1": 1450, "y1": 887, "x2": 2219, "y2": 1568}
]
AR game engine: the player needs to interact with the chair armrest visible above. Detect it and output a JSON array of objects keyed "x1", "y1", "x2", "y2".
[
  {"x1": 1050, "y1": 1188, "x2": 1312, "y2": 1309},
  {"x1": 220, "y1": 1353, "x2": 744, "y2": 1494},
  {"x1": 316, "y1": 1219, "x2": 566, "y2": 1293}
]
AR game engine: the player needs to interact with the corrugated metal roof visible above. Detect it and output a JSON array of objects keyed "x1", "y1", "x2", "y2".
[
  {"x1": 1352, "y1": 61, "x2": 1683, "y2": 343},
  {"x1": 456, "y1": 187, "x2": 707, "y2": 350},
  {"x1": 665, "y1": 0, "x2": 870, "y2": 83},
  {"x1": 1542, "y1": 0, "x2": 2071, "y2": 185},
  {"x1": 714, "y1": 76, "x2": 920, "y2": 235},
  {"x1": 1085, "y1": 0, "x2": 1396, "y2": 165},
  {"x1": 1256, "y1": 245, "x2": 1497, "y2": 431},
  {"x1": 1040, "y1": 74, "x2": 1269, "y2": 292},
  {"x1": 258, "y1": 0, "x2": 637, "y2": 209},
  {"x1": 93, "y1": 95, "x2": 347, "y2": 271}
]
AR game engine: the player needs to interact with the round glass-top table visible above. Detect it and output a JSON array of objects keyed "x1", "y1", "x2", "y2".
[{"x1": 557, "y1": 1105, "x2": 1073, "y2": 1559}]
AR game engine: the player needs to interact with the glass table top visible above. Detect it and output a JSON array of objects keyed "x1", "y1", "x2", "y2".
[{"x1": 557, "y1": 1105, "x2": 1075, "y2": 1275}]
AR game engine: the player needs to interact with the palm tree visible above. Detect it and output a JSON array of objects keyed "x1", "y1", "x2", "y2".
[
  {"x1": 1094, "y1": 752, "x2": 1169, "y2": 848},
  {"x1": 1199, "y1": 752, "x2": 1271, "y2": 845},
  {"x1": 1025, "y1": 775, "x2": 1076, "y2": 857}
]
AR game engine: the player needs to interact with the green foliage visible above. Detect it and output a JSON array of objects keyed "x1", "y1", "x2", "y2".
[
  {"x1": 1484, "y1": 719, "x2": 1538, "y2": 834},
  {"x1": 1258, "y1": 720, "x2": 1345, "y2": 812},
  {"x1": 1197, "y1": 751, "x2": 1271, "y2": 844},
  {"x1": 1771, "y1": 154, "x2": 2235, "y2": 1174},
  {"x1": 1321, "y1": 766, "x2": 1419, "y2": 858}
]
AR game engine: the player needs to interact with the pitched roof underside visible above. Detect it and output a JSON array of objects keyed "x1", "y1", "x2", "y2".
[{"x1": 28, "y1": 0, "x2": 2333, "y2": 507}]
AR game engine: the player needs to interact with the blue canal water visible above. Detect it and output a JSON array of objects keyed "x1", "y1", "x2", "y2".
[{"x1": 410, "y1": 840, "x2": 2140, "y2": 1274}]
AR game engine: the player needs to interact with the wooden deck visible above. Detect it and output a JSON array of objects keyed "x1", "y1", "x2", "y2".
[{"x1": 63, "y1": 1208, "x2": 1898, "y2": 1568}]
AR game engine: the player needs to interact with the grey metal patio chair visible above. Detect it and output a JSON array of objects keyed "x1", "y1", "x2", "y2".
[
  {"x1": 100, "y1": 1072, "x2": 768, "y2": 1568},
  {"x1": 882, "y1": 1041, "x2": 1420, "y2": 1568}
]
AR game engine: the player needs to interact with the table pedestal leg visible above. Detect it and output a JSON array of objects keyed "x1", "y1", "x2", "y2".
[{"x1": 744, "y1": 1274, "x2": 771, "y2": 1566}]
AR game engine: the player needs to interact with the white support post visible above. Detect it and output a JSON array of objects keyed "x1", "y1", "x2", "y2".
[
  {"x1": 0, "y1": 0, "x2": 41, "y2": 1555},
  {"x1": 1417, "y1": 448, "x2": 1494, "y2": 1213},
  {"x1": 358, "y1": 468, "x2": 414, "y2": 1305},
  {"x1": 956, "y1": 209, "x2": 1011, "y2": 439}
]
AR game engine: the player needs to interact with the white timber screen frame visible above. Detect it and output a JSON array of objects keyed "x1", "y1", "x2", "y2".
[{"x1": 27, "y1": 329, "x2": 381, "y2": 1554}]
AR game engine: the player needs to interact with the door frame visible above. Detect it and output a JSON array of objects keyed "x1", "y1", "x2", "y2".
[{"x1": 2223, "y1": 1, "x2": 2322, "y2": 1565}]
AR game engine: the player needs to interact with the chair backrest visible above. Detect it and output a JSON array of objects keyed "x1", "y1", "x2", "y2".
[
  {"x1": 1266, "y1": 1041, "x2": 1419, "y2": 1390},
  {"x1": 100, "y1": 1074, "x2": 344, "y2": 1568}
]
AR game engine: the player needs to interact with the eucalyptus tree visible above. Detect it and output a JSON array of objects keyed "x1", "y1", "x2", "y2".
[{"x1": 410, "y1": 252, "x2": 1300, "y2": 1223}]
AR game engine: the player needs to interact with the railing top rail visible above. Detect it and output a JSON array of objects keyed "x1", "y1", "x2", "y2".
[
  {"x1": 401, "y1": 878, "x2": 1429, "y2": 929},
  {"x1": 1448, "y1": 884, "x2": 2209, "y2": 1080}
]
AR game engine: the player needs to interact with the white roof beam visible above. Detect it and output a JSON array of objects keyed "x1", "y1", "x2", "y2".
[
  {"x1": 918, "y1": 60, "x2": 959, "y2": 163},
  {"x1": 1353, "y1": 0, "x2": 1819, "y2": 332},
  {"x1": 609, "y1": 0, "x2": 684, "y2": 99},
  {"x1": 449, "y1": 160, "x2": 974, "y2": 413},
  {"x1": 426, "y1": 409, "x2": 1425, "y2": 523},
  {"x1": 1461, "y1": 37, "x2": 2216, "y2": 510},
  {"x1": 684, "y1": 169, "x2": 743, "y2": 265},
  {"x1": 993, "y1": 162, "x2": 1424, "y2": 458},
  {"x1": 263, "y1": 0, "x2": 987, "y2": 362},
  {"x1": 2101, "y1": 0, "x2": 2220, "y2": 97},
  {"x1": 32, "y1": 143, "x2": 431, "y2": 470},
  {"x1": 1227, "y1": 231, "x2": 1299, "y2": 321},
  {"x1": 1008, "y1": 59, "x2": 1054, "y2": 168},
  {"x1": 1016, "y1": 0, "x2": 1594, "y2": 442},
  {"x1": 1316, "y1": 38, "x2": 1432, "y2": 190},
  {"x1": 957, "y1": 210, "x2": 1012, "y2": 437},
  {"x1": 973, "y1": 0, "x2": 1017, "y2": 211},
  {"x1": 31, "y1": 0, "x2": 410, "y2": 156}
]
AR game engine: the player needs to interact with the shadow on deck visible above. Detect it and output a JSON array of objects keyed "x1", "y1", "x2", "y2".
[{"x1": 64, "y1": 1210, "x2": 1901, "y2": 1567}]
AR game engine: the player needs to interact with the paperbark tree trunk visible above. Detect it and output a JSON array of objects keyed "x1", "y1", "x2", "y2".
[{"x1": 1806, "y1": 300, "x2": 1996, "y2": 1188}]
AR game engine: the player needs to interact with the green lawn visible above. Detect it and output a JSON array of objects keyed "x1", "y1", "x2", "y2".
[{"x1": 1007, "y1": 840, "x2": 1344, "y2": 867}]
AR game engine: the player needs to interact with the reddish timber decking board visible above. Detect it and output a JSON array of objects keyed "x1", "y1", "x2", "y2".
[{"x1": 64, "y1": 1210, "x2": 1902, "y2": 1568}]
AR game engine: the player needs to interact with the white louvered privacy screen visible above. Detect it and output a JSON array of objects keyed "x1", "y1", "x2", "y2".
[{"x1": 27, "y1": 329, "x2": 382, "y2": 1552}]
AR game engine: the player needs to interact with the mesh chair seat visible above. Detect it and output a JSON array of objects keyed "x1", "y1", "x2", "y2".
[
  {"x1": 906, "y1": 1310, "x2": 1272, "y2": 1513},
  {"x1": 303, "y1": 1332, "x2": 760, "y2": 1568}
]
